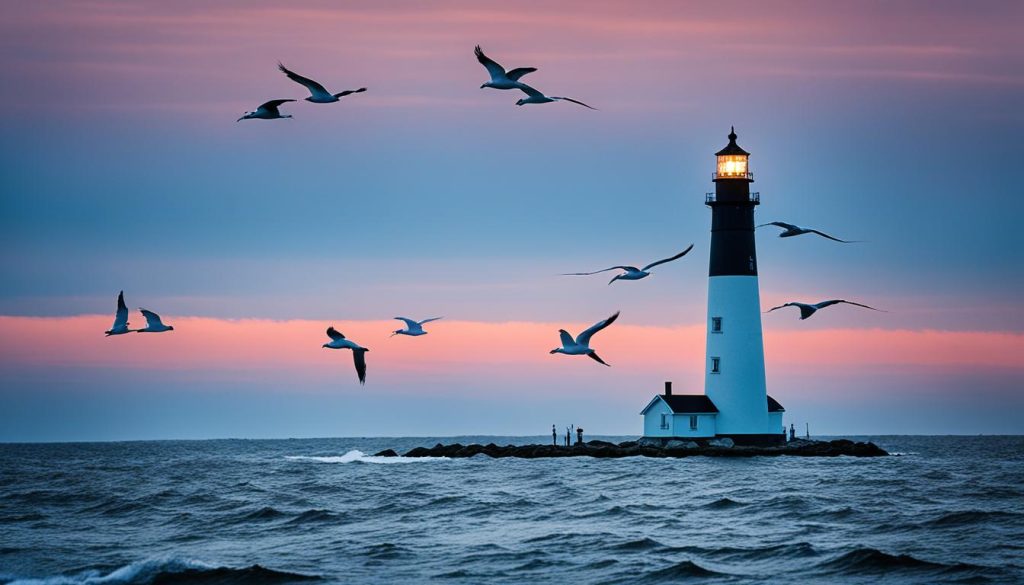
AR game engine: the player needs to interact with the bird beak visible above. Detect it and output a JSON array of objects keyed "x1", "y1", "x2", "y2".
[
  {"x1": 322, "y1": 343, "x2": 329, "y2": 348},
  {"x1": 549, "y1": 349, "x2": 558, "y2": 354},
  {"x1": 236, "y1": 117, "x2": 243, "y2": 122}
]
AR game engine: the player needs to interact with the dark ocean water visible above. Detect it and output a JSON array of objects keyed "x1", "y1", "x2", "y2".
[{"x1": 1, "y1": 435, "x2": 1022, "y2": 584}]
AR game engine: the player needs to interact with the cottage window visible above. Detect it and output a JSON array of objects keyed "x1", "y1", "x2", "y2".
[
  {"x1": 689, "y1": 415, "x2": 698, "y2": 430},
  {"x1": 660, "y1": 413, "x2": 669, "y2": 429},
  {"x1": 711, "y1": 357, "x2": 721, "y2": 374},
  {"x1": 711, "y1": 317, "x2": 722, "y2": 333}
]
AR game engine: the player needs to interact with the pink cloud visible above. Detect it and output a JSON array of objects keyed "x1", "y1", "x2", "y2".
[{"x1": 1, "y1": 315, "x2": 1019, "y2": 382}]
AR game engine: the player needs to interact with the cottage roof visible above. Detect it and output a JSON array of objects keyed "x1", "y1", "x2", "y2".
[{"x1": 767, "y1": 395, "x2": 785, "y2": 412}]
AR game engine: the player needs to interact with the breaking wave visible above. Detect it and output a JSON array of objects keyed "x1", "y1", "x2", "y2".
[{"x1": 0, "y1": 558, "x2": 318, "y2": 585}]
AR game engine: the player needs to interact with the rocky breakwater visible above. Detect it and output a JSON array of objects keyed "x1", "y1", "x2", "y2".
[{"x1": 375, "y1": 438, "x2": 887, "y2": 459}]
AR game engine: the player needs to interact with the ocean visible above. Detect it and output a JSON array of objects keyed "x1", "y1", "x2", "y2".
[{"x1": 1, "y1": 435, "x2": 1022, "y2": 584}]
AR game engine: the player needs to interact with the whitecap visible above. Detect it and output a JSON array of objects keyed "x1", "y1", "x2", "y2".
[{"x1": 284, "y1": 449, "x2": 449, "y2": 464}]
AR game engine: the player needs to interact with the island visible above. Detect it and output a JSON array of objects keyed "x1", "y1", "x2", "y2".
[{"x1": 375, "y1": 438, "x2": 888, "y2": 459}]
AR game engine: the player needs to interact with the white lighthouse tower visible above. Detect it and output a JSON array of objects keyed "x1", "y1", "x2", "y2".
[{"x1": 640, "y1": 128, "x2": 784, "y2": 445}]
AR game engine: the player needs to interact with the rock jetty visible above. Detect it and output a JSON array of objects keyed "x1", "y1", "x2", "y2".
[{"x1": 376, "y1": 438, "x2": 887, "y2": 459}]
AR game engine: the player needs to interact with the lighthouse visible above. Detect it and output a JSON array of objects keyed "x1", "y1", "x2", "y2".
[
  {"x1": 641, "y1": 128, "x2": 784, "y2": 445},
  {"x1": 703, "y1": 127, "x2": 781, "y2": 444}
]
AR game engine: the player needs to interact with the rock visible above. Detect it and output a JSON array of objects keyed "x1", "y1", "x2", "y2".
[
  {"x1": 707, "y1": 438, "x2": 735, "y2": 448},
  {"x1": 617, "y1": 441, "x2": 638, "y2": 449},
  {"x1": 586, "y1": 440, "x2": 617, "y2": 448},
  {"x1": 637, "y1": 437, "x2": 663, "y2": 447},
  {"x1": 404, "y1": 447, "x2": 432, "y2": 457},
  {"x1": 665, "y1": 440, "x2": 699, "y2": 450},
  {"x1": 373, "y1": 449, "x2": 398, "y2": 457}
]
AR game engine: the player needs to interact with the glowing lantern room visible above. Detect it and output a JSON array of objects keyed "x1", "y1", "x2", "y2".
[{"x1": 715, "y1": 126, "x2": 751, "y2": 180}]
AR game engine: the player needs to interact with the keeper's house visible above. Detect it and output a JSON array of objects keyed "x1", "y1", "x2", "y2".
[{"x1": 641, "y1": 381, "x2": 785, "y2": 442}]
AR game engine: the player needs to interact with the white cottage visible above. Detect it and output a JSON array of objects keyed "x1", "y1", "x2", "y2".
[{"x1": 640, "y1": 381, "x2": 785, "y2": 443}]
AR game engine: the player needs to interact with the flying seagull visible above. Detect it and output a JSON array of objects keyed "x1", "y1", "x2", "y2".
[
  {"x1": 105, "y1": 291, "x2": 133, "y2": 336},
  {"x1": 322, "y1": 326, "x2": 369, "y2": 385},
  {"x1": 515, "y1": 83, "x2": 596, "y2": 109},
  {"x1": 563, "y1": 244, "x2": 694, "y2": 284},
  {"x1": 277, "y1": 63, "x2": 366, "y2": 104},
  {"x1": 550, "y1": 311, "x2": 620, "y2": 366},
  {"x1": 475, "y1": 45, "x2": 537, "y2": 90},
  {"x1": 237, "y1": 99, "x2": 295, "y2": 122},
  {"x1": 766, "y1": 300, "x2": 884, "y2": 320},
  {"x1": 392, "y1": 317, "x2": 443, "y2": 337},
  {"x1": 757, "y1": 222, "x2": 860, "y2": 243},
  {"x1": 136, "y1": 309, "x2": 174, "y2": 333}
]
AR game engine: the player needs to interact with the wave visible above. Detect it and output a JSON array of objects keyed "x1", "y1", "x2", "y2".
[
  {"x1": 635, "y1": 559, "x2": 729, "y2": 582},
  {"x1": 702, "y1": 497, "x2": 747, "y2": 510},
  {"x1": 284, "y1": 450, "x2": 448, "y2": 464},
  {"x1": 814, "y1": 547, "x2": 984, "y2": 575},
  {"x1": 1, "y1": 557, "x2": 319, "y2": 585},
  {"x1": 920, "y1": 510, "x2": 1022, "y2": 528}
]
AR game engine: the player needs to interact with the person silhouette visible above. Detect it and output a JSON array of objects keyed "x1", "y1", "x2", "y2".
[{"x1": 552, "y1": 424, "x2": 557, "y2": 446}]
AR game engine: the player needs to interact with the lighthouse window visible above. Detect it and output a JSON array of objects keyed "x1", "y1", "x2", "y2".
[
  {"x1": 711, "y1": 357, "x2": 721, "y2": 374},
  {"x1": 689, "y1": 415, "x2": 698, "y2": 430},
  {"x1": 660, "y1": 414, "x2": 669, "y2": 430},
  {"x1": 711, "y1": 317, "x2": 722, "y2": 333}
]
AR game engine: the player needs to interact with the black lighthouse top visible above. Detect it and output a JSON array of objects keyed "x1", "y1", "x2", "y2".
[{"x1": 707, "y1": 127, "x2": 759, "y2": 276}]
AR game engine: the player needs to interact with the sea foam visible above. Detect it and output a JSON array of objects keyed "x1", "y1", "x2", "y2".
[{"x1": 284, "y1": 450, "x2": 448, "y2": 464}]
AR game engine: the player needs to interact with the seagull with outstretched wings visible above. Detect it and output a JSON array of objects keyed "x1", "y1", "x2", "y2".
[
  {"x1": 237, "y1": 99, "x2": 295, "y2": 122},
  {"x1": 105, "y1": 291, "x2": 133, "y2": 336},
  {"x1": 766, "y1": 299, "x2": 884, "y2": 320},
  {"x1": 550, "y1": 311, "x2": 620, "y2": 366},
  {"x1": 475, "y1": 45, "x2": 537, "y2": 90},
  {"x1": 322, "y1": 326, "x2": 369, "y2": 384},
  {"x1": 563, "y1": 244, "x2": 694, "y2": 284},
  {"x1": 757, "y1": 221, "x2": 860, "y2": 243},
  {"x1": 391, "y1": 317, "x2": 443, "y2": 337},
  {"x1": 278, "y1": 63, "x2": 366, "y2": 104}
]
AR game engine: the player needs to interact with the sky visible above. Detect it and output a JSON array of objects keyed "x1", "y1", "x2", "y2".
[{"x1": 1, "y1": 0, "x2": 1022, "y2": 441}]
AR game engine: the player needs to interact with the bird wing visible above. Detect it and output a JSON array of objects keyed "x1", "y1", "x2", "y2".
[
  {"x1": 394, "y1": 317, "x2": 419, "y2": 330},
  {"x1": 474, "y1": 45, "x2": 507, "y2": 80},
  {"x1": 352, "y1": 348, "x2": 368, "y2": 385},
  {"x1": 112, "y1": 291, "x2": 129, "y2": 329},
  {"x1": 326, "y1": 326, "x2": 346, "y2": 340},
  {"x1": 553, "y1": 97, "x2": 597, "y2": 110},
  {"x1": 758, "y1": 221, "x2": 798, "y2": 230},
  {"x1": 562, "y1": 266, "x2": 633, "y2": 276},
  {"x1": 576, "y1": 311, "x2": 620, "y2": 346},
  {"x1": 259, "y1": 99, "x2": 295, "y2": 114},
  {"x1": 587, "y1": 352, "x2": 610, "y2": 367},
  {"x1": 765, "y1": 303, "x2": 794, "y2": 313},
  {"x1": 808, "y1": 229, "x2": 856, "y2": 243},
  {"x1": 278, "y1": 63, "x2": 330, "y2": 98},
  {"x1": 517, "y1": 83, "x2": 546, "y2": 98},
  {"x1": 139, "y1": 309, "x2": 164, "y2": 327},
  {"x1": 334, "y1": 87, "x2": 366, "y2": 98},
  {"x1": 641, "y1": 244, "x2": 694, "y2": 271},
  {"x1": 505, "y1": 67, "x2": 537, "y2": 81},
  {"x1": 558, "y1": 329, "x2": 575, "y2": 347},
  {"x1": 827, "y1": 300, "x2": 884, "y2": 312},
  {"x1": 418, "y1": 317, "x2": 443, "y2": 325}
]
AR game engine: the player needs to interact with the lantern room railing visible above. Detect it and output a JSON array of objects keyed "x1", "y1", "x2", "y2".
[
  {"x1": 712, "y1": 171, "x2": 754, "y2": 181},
  {"x1": 705, "y1": 192, "x2": 760, "y2": 204}
]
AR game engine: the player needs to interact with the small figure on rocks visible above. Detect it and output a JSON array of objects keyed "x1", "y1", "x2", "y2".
[
  {"x1": 790, "y1": 423, "x2": 796, "y2": 441},
  {"x1": 576, "y1": 427, "x2": 584, "y2": 444},
  {"x1": 552, "y1": 424, "x2": 557, "y2": 446}
]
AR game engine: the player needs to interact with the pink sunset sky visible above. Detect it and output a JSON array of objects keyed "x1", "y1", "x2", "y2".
[{"x1": 1, "y1": 1, "x2": 1022, "y2": 440}]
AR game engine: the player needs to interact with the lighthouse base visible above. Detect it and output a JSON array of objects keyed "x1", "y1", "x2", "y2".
[{"x1": 714, "y1": 433, "x2": 786, "y2": 446}]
